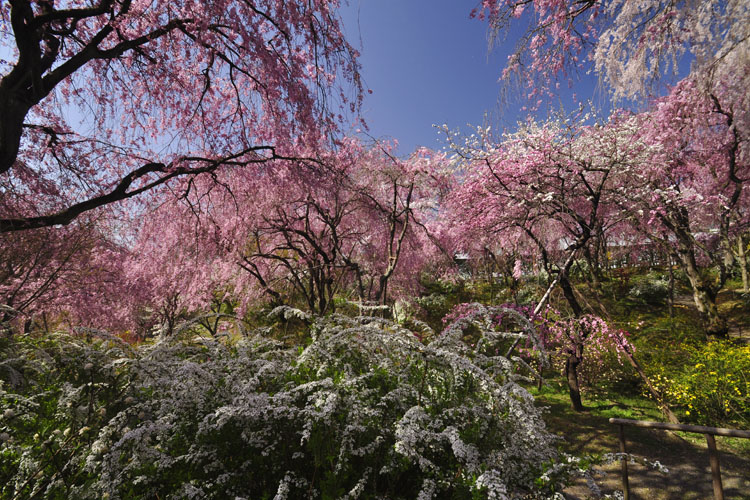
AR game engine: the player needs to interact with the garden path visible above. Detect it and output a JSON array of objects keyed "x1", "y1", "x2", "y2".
[{"x1": 563, "y1": 425, "x2": 750, "y2": 499}]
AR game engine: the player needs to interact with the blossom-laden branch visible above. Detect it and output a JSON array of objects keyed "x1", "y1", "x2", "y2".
[{"x1": 0, "y1": 0, "x2": 363, "y2": 231}]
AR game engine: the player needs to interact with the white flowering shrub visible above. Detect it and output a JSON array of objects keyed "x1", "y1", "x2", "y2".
[
  {"x1": 627, "y1": 272, "x2": 670, "y2": 305},
  {"x1": 1, "y1": 306, "x2": 573, "y2": 499},
  {"x1": 0, "y1": 328, "x2": 137, "y2": 499}
]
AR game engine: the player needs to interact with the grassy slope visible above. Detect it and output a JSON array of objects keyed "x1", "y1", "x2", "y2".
[
  {"x1": 530, "y1": 384, "x2": 750, "y2": 499},
  {"x1": 518, "y1": 272, "x2": 750, "y2": 499}
]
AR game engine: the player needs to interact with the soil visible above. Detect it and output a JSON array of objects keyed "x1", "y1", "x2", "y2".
[
  {"x1": 562, "y1": 426, "x2": 750, "y2": 499},
  {"x1": 535, "y1": 383, "x2": 750, "y2": 499},
  {"x1": 548, "y1": 286, "x2": 750, "y2": 498}
]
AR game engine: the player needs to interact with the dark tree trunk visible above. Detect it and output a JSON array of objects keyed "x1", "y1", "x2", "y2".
[
  {"x1": 0, "y1": 90, "x2": 29, "y2": 176},
  {"x1": 559, "y1": 272, "x2": 587, "y2": 411},
  {"x1": 689, "y1": 285, "x2": 727, "y2": 336},
  {"x1": 559, "y1": 274, "x2": 584, "y2": 317},
  {"x1": 678, "y1": 254, "x2": 728, "y2": 337},
  {"x1": 565, "y1": 348, "x2": 585, "y2": 412},
  {"x1": 662, "y1": 207, "x2": 730, "y2": 337}
]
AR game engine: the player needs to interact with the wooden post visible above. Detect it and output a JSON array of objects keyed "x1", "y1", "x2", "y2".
[
  {"x1": 706, "y1": 434, "x2": 724, "y2": 500},
  {"x1": 608, "y1": 418, "x2": 750, "y2": 500},
  {"x1": 619, "y1": 423, "x2": 630, "y2": 500}
]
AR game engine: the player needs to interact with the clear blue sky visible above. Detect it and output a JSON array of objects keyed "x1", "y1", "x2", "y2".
[{"x1": 340, "y1": 0, "x2": 601, "y2": 155}]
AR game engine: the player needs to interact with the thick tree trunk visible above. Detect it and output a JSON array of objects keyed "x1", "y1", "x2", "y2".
[
  {"x1": 531, "y1": 245, "x2": 588, "y2": 411},
  {"x1": 681, "y1": 271, "x2": 727, "y2": 337},
  {"x1": 0, "y1": 76, "x2": 33, "y2": 175},
  {"x1": 674, "y1": 246, "x2": 728, "y2": 337},
  {"x1": 565, "y1": 348, "x2": 585, "y2": 412},
  {"x1": 559, "y1": 274, "x2": 584, "y2": 317},
  {"x1": 738, "y1": 236, "x2": 749, "y2": 293},
  {"x1": 693, "y1": 288, "x2": 727, "y2": 337},
  {"x1": 558, "y1": 268, "x2": 587, "y2": 411},
  {"x1": 375, "y1": 274, "x2": 388, "y2": 305}
]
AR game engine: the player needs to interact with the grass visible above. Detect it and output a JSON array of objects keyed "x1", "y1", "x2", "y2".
[
  {"x1": 528, "y1": 381, "x2": 750, "y2": 500},
  {"x1": 529, "y1": 381, "x2": 665, "y2": 457},
  {"x1": 530, "y1": 382, "x2": 750, "y2": 458}
]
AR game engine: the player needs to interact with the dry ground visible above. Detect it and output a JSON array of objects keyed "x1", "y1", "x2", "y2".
[{"x1": 535, "y1": 394, "x2": 750, "y2": 499}]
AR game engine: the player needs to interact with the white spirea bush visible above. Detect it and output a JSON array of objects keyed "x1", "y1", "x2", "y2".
[{"x1": 1, "y1": 305, "x2": 574, "y2": 499}]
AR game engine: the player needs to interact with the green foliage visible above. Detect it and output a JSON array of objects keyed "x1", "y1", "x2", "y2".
[
  {"x1": 649, "y1": 341, "x2": 750, "y2": 427},
  {"x1": 0, "y1": 309, "x2": 576, "y2": 499},
  {"x1": 414, "y1": 278, "x2": 470, "y2": 331},
  {"x1": 0, "y1": 330, "x2": 136, "y2": 499},
  {"x1": 577, "y1": 349, "x2": 642, "y2": 397},
  {"x1": 627, "y1": 271, "x2": 671, "y2": 305}
]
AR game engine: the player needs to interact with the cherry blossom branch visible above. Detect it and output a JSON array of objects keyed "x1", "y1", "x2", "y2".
[{"x1": 0, "y1": 146, "x2": 304, "y2": 232}]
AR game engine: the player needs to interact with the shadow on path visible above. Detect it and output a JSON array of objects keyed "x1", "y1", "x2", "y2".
[{"x1": 559, "y1": 411, "x2": 750, "y2": 499}]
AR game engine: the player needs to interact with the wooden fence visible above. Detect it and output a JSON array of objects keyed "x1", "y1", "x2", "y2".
[{"x1": 609, "y1": 418, "x2": 750, "y2": 500}]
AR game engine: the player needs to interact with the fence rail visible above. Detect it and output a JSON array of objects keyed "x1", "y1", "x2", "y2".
[{"x1": 609, "y1": 417, "x2": 750, "y2": 500}]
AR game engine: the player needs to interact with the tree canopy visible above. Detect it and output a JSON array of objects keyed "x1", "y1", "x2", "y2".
[{"x1": 0, "y1": 0, "x2": 361, "y2": 232}]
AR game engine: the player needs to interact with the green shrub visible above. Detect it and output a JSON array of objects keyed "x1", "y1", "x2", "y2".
[
  {"x1": 627, "y1": 271, "x2": 670, "y2": 305},
  {"x1": 0, "y1": 329, "x2": 136, "y2": 500},
  {"x1": 649, "y1": 341, "x2": 750, "y2": 427},
  {"x1": 1, "y1": 307, "x2": 578, "y2": 499}
]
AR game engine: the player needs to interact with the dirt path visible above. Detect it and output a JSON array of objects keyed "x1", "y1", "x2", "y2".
[
  {"x1": 563, "y1": 427, "x2": 750, "y2": 499},
  {"x1": 535, "y1": 394, "x2": 750, "y2": 499}
]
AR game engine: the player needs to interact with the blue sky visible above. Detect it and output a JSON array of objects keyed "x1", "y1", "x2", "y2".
[
  {"x1": 339, "y1": 0, "x2": 601, "y2": 155},
  {"x1": 0, "y1": 1, "x2": 602, "y2": 156}
]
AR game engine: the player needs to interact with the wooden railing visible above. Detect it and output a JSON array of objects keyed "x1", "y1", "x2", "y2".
[{"x1": 609, "y1": 418, "x2": 750, "y2": 500}]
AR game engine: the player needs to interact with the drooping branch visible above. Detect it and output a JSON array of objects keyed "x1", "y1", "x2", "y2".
[
  {"x1": 1, "y1": 0, "x2": 362, "y2": 233},
  {"x1": 0, "y1": 146, "x2": 301, "y2": 233}
]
